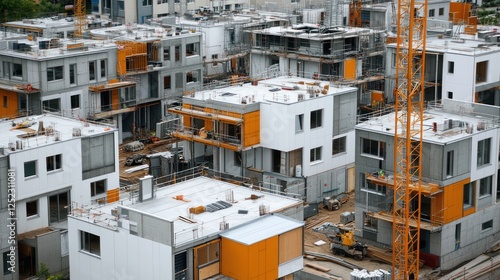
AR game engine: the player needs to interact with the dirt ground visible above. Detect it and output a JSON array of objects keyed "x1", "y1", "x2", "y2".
[{"x1": 303, "y1": 192, "x2": 433, "y2": 279}]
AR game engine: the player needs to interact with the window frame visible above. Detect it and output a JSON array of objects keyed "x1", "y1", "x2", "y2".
[
  {"x1": 310, "y1": 146, "x2": 322, "y2": 162},
  {"x1": 361, "y1": 138, "x2": 386, "y2": 159},
  {"x1": 429, "y1": 9, "x2": 435, "y2": 17},
  {"x1": 479, "y1": 176, "x2": 492, "y2": 197},
  {"x1": 481, "y1": 220, "x2": 493, "y2": 231},
  {"x1": 90, "y1": 179, "x2": 107, "y2": 197},
  {"x1": 439, "y1": 7, "x2": 444, "y2": 16},
  {"x1": 69, "y1": 63, "x2": 77, "y2": 85},
  {"x1": 295, "y1": 114, "x2": 304, "y2": 132},
  {"x1": 71, "y1": 94, "x2": 80, "y2": 109},
  {"x1": 80, "y1": 231, "x2": 101, "y2": 256},
  {"x1": 89, "y1": 61, "x2": 96, "y2": 81},
  {"x1": 310, "y1": 109, "x2": 323, "y2": 129},
  {"x1": 446, "y1": 150, "x2": 454, "y2": 177},
  {"x1": 448, "y1": 61, "x2": 454, "y2": 74},
  {"x1": 47, "y1": 66, "x2": 64, "y2": 81},
  {"x1": 46, "y1": 154, "x2": 62, "y2": 172},
  {"x1": 363, "y1": 212, "x2": 378, "y2": 231},
  {"x1": 463, "y1": 182, "x2": 475, "y2": 209},
  {"x1": 100, "y1": 60, "x2": 107, "y2": 78},
  {"x1": 332, "y1": 136, "x2": 346, "y2": 156},
  {"x1": 26, "y1": 200, "x2": 38, "y2": 218},
  {"x1": 12, "y1": 63, "x2": 23, "y2": 79},
  {"x1": 477, "y1": 138, "x2": 491, "y2": 167}
]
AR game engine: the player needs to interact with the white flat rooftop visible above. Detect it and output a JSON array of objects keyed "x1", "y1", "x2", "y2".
[
  {"x1": 90, "y1": 24, "x2": 201, "y2": 41},
  {"x1": 253, "y1": 25, "x2": 382, "y2": 39},
  {"x1": 356, "y1": 107, "x2": 499, "y2": 144},
  {"x1": 3, "y1": 17, "x2": 74, "y2": 30},
  {"x1": 0, "y1": 114, "x2": 115, "y2": 153},
  {"x1": 220, "y1": 214, "x2": 303, "y2": 245},
  {"x1": 72, "y1": 176, "x2": 302, "y2": 246},
  {"x1": 185, "y1": 76, "x2": 356, "y2": 105},
  {"x1": 388, "y1": 36, "x2": 500, "y2": 55}
]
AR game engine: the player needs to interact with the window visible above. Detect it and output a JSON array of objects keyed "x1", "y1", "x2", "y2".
[
  {"x1": 365, "y1": 180, "x2": 386, "y2": 194},
  {"x1": 186, "y1": 43, "x2": 199, "y2": 56},
  {"x1": 463, "y1": 182, "x2": 475, "y2": 208},
  {"x1": 186, "y1": 71, "x2": 199, "y2": 83},
  {"x1": 91, "y1": 179, "x2": 106, "y2": 197},
  {"x1": 80, "y1": 231, "x2": 100, "y2": 256},
  {"x1": 479, "y1": 176, "x2": 492, "y2": 197},
  {"x1": 310, "y1": 109, "x2": 323, "y2": 129},
  {"x1": 234, "y1": 151, "x2": 241, "y2": 167},
  {"x1": 89, "y1": 61, "x2": 96, "y2": 81},
  {"x1": 42, "y1": 98, "x2": 60, "y2": 112},
  {"x1": 295, "y1": 114, "x2": 303, "y2": 132},
  {"x1": 477, "y1": 138, "x2": 491, "y2": 166},
  {"x1": 47, "y1": 66, "x2": 63, "y2": 81},
  {"x1": 175, "y1": 72, "x2": 183, "y2": 89},
  {"x1": 174, "y1": 251, "x2": 187, "y2": 280},
  {"x1": 481, "y1": 220, "x2": 493, "y2": 231},
  {"x1": 12, "y1": 63, "x2": 22, "y2": 78},
  {"x1": 455, "y1": 223, "x2": 461, "y2": 250},
  {"x1": 362, "y1": 139, "x2": 386, "y2": 158},
  {"x1": 46, "y1": 154, "x2": 62, "y2": 172},
  {"x1": 24, "y1": 160, "x2": 37, "y2": 177},
  {"x1": 3, "y1": 252, "x2": 12, "y2": 275},
  {"x1": 100, "y1": 60, "x2": 106, "y2": 78},
  {"x1": 81, "y1": 134, "x2": 115, "y2": 180},
  {"x1": 332, "y1": 137, "x2": 346, "y2": 155},
  {"x1": 448, "y1": 61, "x2": 454, "y2": 73},
  {"x1": 2, "y1": 62, "x2": 10, "y2": 78},
  {"x1": 49, "y1": 191, "x2": 69, "y2": 223},
  {"x1": 175, "y1": 45, "x2": 181, "y2": 62},
  {"x1": 439, "y1": 7, "x2": 444, "y2": 16},
  {"x1": 392, "y1": 53, "x2": 396, "y2": 68},
  {"x1": 476, "y1": 61, "x2": 487, "y2": 83},
  {"x1": 164, "y1": 75, "x2": 171, "y2": 89},
  {"x1": 448, "y1": 91, "x2": 453, "y2": 99},
  {"x1": 364, "y1": 212, "x2": 377, "y2": 231},
  {"x1": 310, "y1": 147, "x2": 322, "y2": 162},
  {"x1": 446, "y1": 151, "x2": 454, "y2": 177},
  {"x1": 26, "y1": 200, "x2": 38, "y2": 217},
  {"x1": 164, "y1": 47, "x2": 170, "y2": 61},
  {"x1": 71, "y1": 95, "x2": 80, "y2": 109},
  {"x1": 212, "y1": 54, "x2": 218, "y2": 67},
  {"x1": 3, "y1": 96, "x2": 7, "y2": 108},
  {"x1": 69, "y1": 64, "x2": 77, "y2": 85},
  {"x1": 429, "y1": 9, "x2": 435, "y2": 17}
]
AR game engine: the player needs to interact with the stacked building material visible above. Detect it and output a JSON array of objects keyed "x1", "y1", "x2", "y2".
[{"x1": 350, "y1": 269, "x2": 391, "y2": 280}]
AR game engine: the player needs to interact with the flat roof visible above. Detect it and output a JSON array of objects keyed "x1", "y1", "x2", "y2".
[
  {"x1": 2, "y1": 17, "x2": 74, "y2": 30},
  {"x1": 71, "y1": 176, "x2": 303, "y2": 246},
  {"x1": 185, "y1": 76, "x2": 356, "y2": 105},
  {"x1": 388, "y1": 36, "x2": 500, "y2": 56},
  {"x1": 220, "y1": 214, "x2": 303, "y2": 245},
  {"x1": 89, "y1": 24, "x2": 201, "y2": 41},
  {"x1": 356, "y1": 106, "x2": 499, "y2": 144},
  {"x1": 0, "y1": 114, "x2": 115, "y2": 153},
  {"x1": 252, "y1": 24, "x2": 383, "y2": 40}
]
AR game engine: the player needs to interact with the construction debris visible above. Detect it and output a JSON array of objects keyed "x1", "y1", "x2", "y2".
[
  {"x1": 305, "y1": 263, "x2": 331, "y2": 272},
  {"x1": 124, "y1": 141, "x2": 145, "y2": 152},
  {"x1": 350, "y1": 269, "x2": 391, "y2": 280},
  {"x1": 305, "y1": 251, "x2": 364, "y2": 271},
  {"x1": 124, "y1": 164, "x2": 149, "y2": 173},
  {"x1": 314, "y1": 240, "x2": 327, "y2": 246}
]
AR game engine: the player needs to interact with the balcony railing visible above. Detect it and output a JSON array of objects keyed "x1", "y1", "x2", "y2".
[{"x1": 172, "y1": 124, "x2": 242, "y2": 151}]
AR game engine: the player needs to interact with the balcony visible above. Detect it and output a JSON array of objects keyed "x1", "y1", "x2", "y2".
[
  {"x1": 172, "y1": 125, "x2": 242, "y2": 151},
  {"x1": 365, "y1": 173, "x2": 442, "y2": 196},
  {"x1": 89, "y1": 81, "x2": 137, "y2": 118}
]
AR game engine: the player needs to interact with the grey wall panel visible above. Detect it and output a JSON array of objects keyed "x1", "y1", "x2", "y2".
[{"x1": 36, "y1": 230, "x2": 62, "y2": 274}]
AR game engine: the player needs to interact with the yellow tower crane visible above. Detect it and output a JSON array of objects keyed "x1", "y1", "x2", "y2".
[
  {"x1": 392, "y1": 0, "x2": 427, "y2": 278},
  {"x1": 74, "y1": 0, "x2": 86, "y2": 38}
]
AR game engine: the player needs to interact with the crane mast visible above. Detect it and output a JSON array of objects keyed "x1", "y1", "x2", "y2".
[
  {"x1": 74, "y1": 0, "x2": 86, "y2": 38},
  {"x1": 392, "y1": 0, "x2": 427, "y2": 278}
]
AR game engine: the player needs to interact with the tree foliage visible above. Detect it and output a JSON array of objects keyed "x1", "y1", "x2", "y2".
[{"x1": 0, "y1": 0, "x2": 64, "y2": 23}]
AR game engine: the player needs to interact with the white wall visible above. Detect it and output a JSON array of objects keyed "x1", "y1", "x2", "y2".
[
  {"x1": 69, "y1": 218, "x2": 173, "y2": 280},
  {"x1": 442, "y1": 53, "x2": 475, "y2": 102},
  {"x1": 469, "y1": 129, "x2": 498, "y2": 182}
]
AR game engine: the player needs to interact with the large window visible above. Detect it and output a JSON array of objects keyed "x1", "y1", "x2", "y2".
[
  {"x1": 26, "y1": 200, "x2": 38, "y2": 217},
  {"x1": 463, "y1": 182, "x2": 475, "y2": 209},
  {"x1": 186, "y1": 43, "x2": 199, "y2": 56},
  {"x1": 295, "y1": 114, "x2": 303, "y2": 132},
  {"x1": 332, "y1": 137, "x2": 346, "y2": 155},
  {"x1": 362, "y1": 139, "x2": 386, "y2": 158},
  {"x1": 477, "y1": 138, "x2": 491, "y2": 167},
  {"x1": 49, "y1": 191, "x2": 69, "y2": 223},
  {"x1": 47, "y1": 66, "x2": 63, "y2": 81},
  {"x1": 310, "y1": 147, "x2": 322, "y2": 162},
  {"x1": 80, "y1": 231, "x2": 100, "y2": 256},
  {"x1": 42, "y1": 98, "x2": 60, "y2": 112},
  {"x1": 310, "y1": 109, "x2": 323, "y2": 129},
  {"x1": 91, "y1": 179, "x2": 106, "y2": 197},
  {"x1": 479, "y1": 176, "x2": 492, "y2": 197},
  {"x1": 46, "y1": 154, "x2": 62, "y2": 172},
  {"x1": 24, "y1": 160, "x2": 37, "y2": 178}
]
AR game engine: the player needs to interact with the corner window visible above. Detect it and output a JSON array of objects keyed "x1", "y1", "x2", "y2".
[
  {"x1": 80, "y1": 231, "x2": 100, "y2": 256},
  {"x1": 361, "y1": 138, "x2": 386, "y2": 158},
  {"x1": 448, "y1": 61, "x2": 454, "y2": 74},
  {"x1": 332, "y1": 137, "x2": 346, "y2": 155},
  {"x1": 91, "y1": 179, "x2": 106, "y2": 197},
  {"x1": 47, "y1": 66, "x2": 63, "y2": 81},
  {"x1": 71, "y1": 95, "x2": 80, "y2": 109},
  {"x1": 310, "y1": 146, "x2": 322, "y2": 162},
  {"x1": 479, "y1": 176, "x2": 492, "y2": 197},
  {"x1": 477, "y1": 138, "x2": 491, "y2": 167},
  {"x1": 26, "y1": 200, "x2": 38, "y2": 217},
  {"x1": 46, "y1": 154, "x2": 62, "y2": 172},
  {"x1": 481, "y1": 220, "x2": 492, "y2": 231},
  {"x1": 295, "y1": 114, "x2": 303, "y2": 132},
  {"x1": 463, "y1": 182, "x2": 475, "y2": 209},
  {"x1": 24, "y1": 160, "x2": 37, "y2": 178},
  {"x1": 310, "y1": 109, "x2": 323, "y2": 129}
]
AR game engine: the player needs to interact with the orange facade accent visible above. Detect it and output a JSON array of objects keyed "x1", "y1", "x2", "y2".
[
  {"x1": 344, "y1": 58, "x2": 356, "y2": 80},
  {"x1": 441, "y1": 178, "x2": 470, "y2": 223},
  {"x1": 0, "y1": 89, "x2": 19, "y2": 118},
  {"x1": 221, "y1": 236, "x2": 279, "y2": 280},
  {"x1": 449, "y1": 3, "x2": 472, "y2": 24},
  {"x1": 111, "y1": 90, "x2": 120, "y2": 110},
  {"x1": 106, "y1": 189, "x2": 119, "y2": 203},
  {"x1": 243, "y1": 111, "x2": 260, "y2": 147}
]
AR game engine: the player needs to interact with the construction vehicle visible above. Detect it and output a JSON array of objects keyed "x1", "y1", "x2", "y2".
[
  {"x1": 323, "y1": 193, "x2": 348, "y2": 211},
  {"x1": 125, "y1": 154, "x2": 147, "y2": 166},
  {"x1": 313, "y1": 222, "x2": 368, "y2": 261}
]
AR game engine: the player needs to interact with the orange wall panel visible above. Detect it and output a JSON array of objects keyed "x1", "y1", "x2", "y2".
[
  {"x1": 344, "y1": 58, "x2": 356, "y2": 80},
  {"x1": 431, "y1": 192, "x2": 444, "y2": 224},
  {"x1": 449, "y1": 3, "x2": 471, "y2": 23},
  {"x1": 442, "y1": 178, "x2": 470, "y2": 223},
  {"x1": 117, "y1": 49, "x2": 127, "y2": 76},
  {"x1": 243, "y1": 111, "x2": 260, "y2": 147},
  {"x1": 463, "y1": 205, "x2": 475, "y2": 217},
  {"x1": 111, "y1": 90, "x2": 120, "y2": 110},
  {"x1": 221, "y1": 238, "x2": 248, "y2": 279},
  {"x1": 0, "y1": 89, "x2": 18, "y2": 118}
]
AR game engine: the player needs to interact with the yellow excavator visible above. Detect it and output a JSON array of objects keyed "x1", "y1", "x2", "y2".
[{"x1": 313, "y1": 222, "x2": 368, "y2": 260}]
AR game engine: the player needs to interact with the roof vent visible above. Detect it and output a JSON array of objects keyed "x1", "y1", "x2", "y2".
[{"x1": 72, "y1": 128, "x2": 81, "y2": 137}]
